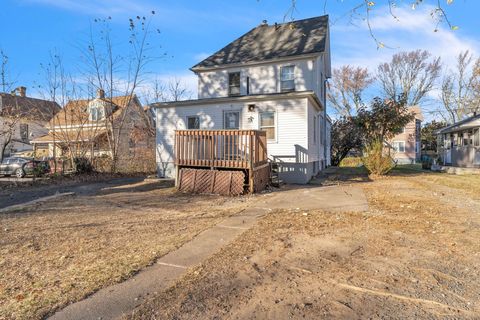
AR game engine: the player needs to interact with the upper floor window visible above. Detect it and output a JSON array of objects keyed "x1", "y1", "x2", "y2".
[
  {"x1": 89, "y1": 103, "x2": 105, "y2": 121},
  {"x1": 228, "y1": 72, "x2": 241, "y2": 96},
  {"x1": 186, "y1": 116, "x2": 200, "y2": 129},
  {"x1": 280, "y1": 65, "x2": 295, "y2": 92}
]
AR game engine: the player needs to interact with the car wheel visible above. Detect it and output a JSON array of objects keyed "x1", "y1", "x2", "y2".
[{"x1": 15, "y1": 168, "x2": 25, "y2": 178}]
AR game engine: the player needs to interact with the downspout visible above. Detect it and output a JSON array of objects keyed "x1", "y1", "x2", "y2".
[{"x1": 323, "y1": 78, "x2": 328, "y2": 169}]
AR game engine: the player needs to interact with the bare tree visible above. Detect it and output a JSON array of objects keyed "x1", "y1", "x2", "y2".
[
  {"x1": 0, "y1": 52, "x2": 20, "y2": 161},
  {"x1": 168, "y1": 77, "x2": 192, "y2": 102},
  {"x1": 327, "y1": 65, "x2": 374, "y2": 117},
  {"x1": 439, "y1": 51, "x2": 480, "y2": 123},
  {"x1": 287, "y1": 1, "x2": 459, "y2": 48},
  {"x1": 142, "y1": 77, "x2": 167, "y2": 104},
  {"x1": 0, "y1": 49, "x2": 16, "y2": 93},
  {"x1": 0, "y1": 107, "x2": 21, "y2": 161},
  {"x1": 82, "y1": 13, "x2": 160, "y2": 172},
  {"x1": 377, "y1": 50, "x2": 441, "y2": 106},
  {"x1": 39, "y1": 52, "x2": 98, "y2": 171}
]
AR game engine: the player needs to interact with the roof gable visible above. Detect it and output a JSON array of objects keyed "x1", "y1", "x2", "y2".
[
  {"x1": 50, "y1": 95, "x2": 140, "y2": 126},
  {"x1": 192, "y1": 15, "x2": 329, "y2": 70}
]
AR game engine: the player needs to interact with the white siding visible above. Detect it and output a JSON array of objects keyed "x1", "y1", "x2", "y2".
[
  {"x1": 156, "y1": 97, "x2": 311, "y2": 182},
  {"x1": 197, "y1": 56, "x2": 327, "y2": 100},
  {"x1": 306, "y1": 99, "x2": 328, "y2": 176}
]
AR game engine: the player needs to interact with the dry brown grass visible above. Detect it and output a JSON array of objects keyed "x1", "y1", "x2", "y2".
[
  {"x1": 128, "y1": 172, "x2": 480, "y2": 319},
  {"x1": 0, "y1": 180, "x2": 251, "y2": 320}
]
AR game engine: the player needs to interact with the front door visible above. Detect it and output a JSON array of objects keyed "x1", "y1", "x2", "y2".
[{"x1": 223, "y1": 111, "x2": 240, "y2": 160}]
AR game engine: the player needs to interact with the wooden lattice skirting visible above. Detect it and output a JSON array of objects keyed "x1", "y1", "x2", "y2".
[{"x1": 178, "y1": 168, "x2": 245, "y2": 196}]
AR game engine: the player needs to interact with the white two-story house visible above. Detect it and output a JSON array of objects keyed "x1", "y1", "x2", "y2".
[{"x1": 153, "y1": 15, "x2": 332, "y2": 184}]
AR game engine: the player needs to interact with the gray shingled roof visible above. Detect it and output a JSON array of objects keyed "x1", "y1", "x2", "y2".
[{"x1": 192, "y1": 15, "x2": 329, "y2": 70}]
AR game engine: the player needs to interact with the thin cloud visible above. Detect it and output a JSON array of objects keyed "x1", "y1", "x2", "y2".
[
  {"x1": 333, "y1": 4, "x2": 480, "y2": 71},
  {"x1": 21, "y1": 0, "x2": 151, "y2": 15}
]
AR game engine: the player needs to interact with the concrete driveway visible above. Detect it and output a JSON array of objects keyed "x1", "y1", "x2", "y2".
[{"x1": 254, "y1": 184, "x2": 369, "y2": 213}]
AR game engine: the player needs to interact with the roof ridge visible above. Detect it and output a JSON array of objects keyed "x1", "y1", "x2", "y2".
[{"x1": 272, "y1": 14, "x2": 329, "y2": 26}]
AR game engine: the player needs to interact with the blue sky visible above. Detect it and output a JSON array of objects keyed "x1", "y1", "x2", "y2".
[{"x1": 1, "y1": 0, "x2": 479, "y2": 116}]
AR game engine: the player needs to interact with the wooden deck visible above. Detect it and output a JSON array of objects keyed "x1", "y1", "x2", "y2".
[{"x1": 174, "y1": 130, "x2": 269, "y2": 193}]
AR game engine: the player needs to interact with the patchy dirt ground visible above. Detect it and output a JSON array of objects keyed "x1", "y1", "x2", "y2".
[
  {"x1": 0, "y1": 179, "x2": 253, "y2": 320},
  {"x1": 128, "y1": 168, "x2": 480, "y2": 320},
  {"x1": 0, "y1": 174, "x2": 147, "y2": 209}
]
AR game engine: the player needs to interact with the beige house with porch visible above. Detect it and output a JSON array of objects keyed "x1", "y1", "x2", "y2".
[{"x1": 32, "y1": 90, "x2": 155, "y2": 172}]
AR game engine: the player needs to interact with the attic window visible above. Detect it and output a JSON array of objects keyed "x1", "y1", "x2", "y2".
[
  {"x1": 228, "y1": 72, "x2": 241, "y2": 96},
  {"x1": 280, "y1": 65, "x2": 295, "y2": 92},
  {"x1": 89, "y1": 103, "x2": 105, "y2": 121}
]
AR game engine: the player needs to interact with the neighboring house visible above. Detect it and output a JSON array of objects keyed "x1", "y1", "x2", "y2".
[
  {"x1": 0, "y1": 86, "x2": 60, "y2": 159},
  {"x1": 436, "y1": 114, "x2": 480, "y2": 168},
  {"x1": 32, "y1": 89, "x2": 155, "y2": 172},
  {"x1": 153, "y1": 15, "x2": 332, "y2": 184},
  {"x1": 389, "y1": 106, "x2": 423, "y2": 164}
]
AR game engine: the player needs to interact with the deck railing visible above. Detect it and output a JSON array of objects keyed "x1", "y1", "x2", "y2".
[{"x1": 175, "y1": 130, "x2": 268, "y2": 169}]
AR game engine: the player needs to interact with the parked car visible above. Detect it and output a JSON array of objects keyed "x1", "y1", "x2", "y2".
[{"x1": 0, "y1": 157, "x2": 50, "y2": 178}]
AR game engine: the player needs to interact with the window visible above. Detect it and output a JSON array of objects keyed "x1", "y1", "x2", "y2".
[
  {"x1": 313, "y1": 116, "x2": 317, "y2": 143},
  {"x1": 474, "y1": 129, "x2": 480, "y2": 147},
  {"x1": 415, "y1": 142, "x2": 421, "y2": 154},
  {"x1": 228, "y1": 72, "x2": 241, "y2": 96},
  {"x1": 462, "y1": 131, "x2": 472, "y2": 146},
  {"x1": 392, "y1": 141, "x2": 405, "y2": 153},
  {"x1": 19, "y1": 123, "x2": 28, "y2": 142},
  {"x1": 186, "y1": 116, "x2": 200, "y2": 129},
  {"x1": 224, "y1": 111, "x2": 240, "y2": 129},
  {"x1": 259, "y1": 112, "x2": 275, "y2": 140},
  {"x1": 246, "y1": 76, "x2": 250, "y2": 95},
  {"x1": 89, "y1": 104, "x2": 105, "y2": 121},
  {"x1": 280, "y1": 65, "x2": 295, "y2": 92}
]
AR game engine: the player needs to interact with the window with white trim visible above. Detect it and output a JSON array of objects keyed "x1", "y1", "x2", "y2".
[
  {"x1": 89, "y1": 103, "x2": 105, "y2": 121},
  {"x1": 474, "y1": 129, "x2": 480, "y2": 147},
  {"x1": 186, "y1": 116, "x2": 200, "y2": 129},
  {"x1": 224, "y1": 111, "x2": 240, "y2": 129},
  {"x1": 259, "y1": 112, "x2": 275, "y2": 140},
  {"x1": 280, "y1": 65, "x2": 295, "y2": 92},
  {"x1": 392, "y1": 141, "x2": 405, "y2": 153},
  {"x1": 228, "y1": 72, "x2": 241, "y2": 96}
]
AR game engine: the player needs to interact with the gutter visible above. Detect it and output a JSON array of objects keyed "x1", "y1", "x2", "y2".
[
  {"x1": 151, "y1": 90, "x2": 323, "y2": 109},
  {"x1": 190, "y1": 52, "x2": 323, "y2": 73}
]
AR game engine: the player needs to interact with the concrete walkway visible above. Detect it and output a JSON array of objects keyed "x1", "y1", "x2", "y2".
[{"x1": 49, "y1": 184, "x2": 368, "y2": 320}]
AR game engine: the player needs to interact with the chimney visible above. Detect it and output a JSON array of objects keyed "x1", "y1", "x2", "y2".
[
  {"x1": 97, "y1": 88, "x2": 105, "y2": 99},
  {"x1": 17, "y1": 86, "x2": 26, "y2": 97}
]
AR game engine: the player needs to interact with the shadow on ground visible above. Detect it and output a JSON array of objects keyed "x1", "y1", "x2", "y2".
[{"x1": 98, "y1": 179, "x2": 175, "y2": 196}]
